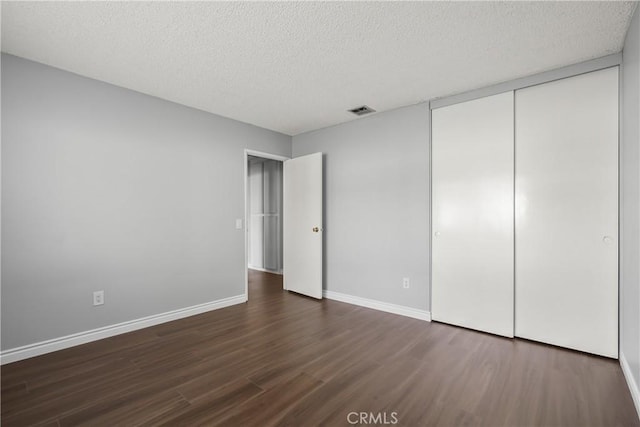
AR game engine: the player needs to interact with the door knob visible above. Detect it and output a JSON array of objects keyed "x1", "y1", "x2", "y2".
[
  {"x1": 603, "y1": 235, "x2": 613, "y2": 244},
  {"x1": 434, "y1": 231, "x2": 441, "y2": 237},
  {"x1": 313, "y1": 227, "x2": 320, "y2": 233}
]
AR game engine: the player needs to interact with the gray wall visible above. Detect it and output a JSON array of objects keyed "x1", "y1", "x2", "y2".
[
  {"x1": 1, "y1": 54, "x2": 291, "y2": 350},
  {"x1": 622, "y1": 5, "x2": 640, "y2": 388},
  {"x1": 292, "y1": 104, "x2": 430, "y2": 311}
]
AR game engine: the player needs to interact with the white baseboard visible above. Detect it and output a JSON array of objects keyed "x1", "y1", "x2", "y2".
[
  {"x1": 323, "y1": 290, "x2": 431, "y2": 322},
  {"x1": 621, "y1": 352, "x2": 640, "y2": 419},
  {"x1": 0, "y1": 294, "x2": 247, "y2": 365},
  {"x1": 248, "y1": 266, "x2": 283, "y2": 275}
]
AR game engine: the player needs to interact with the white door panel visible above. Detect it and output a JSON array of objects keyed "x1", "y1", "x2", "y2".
[
  {"x1": 432, "y1": 92, "x2": 515, "y2": 337},
  {"x1": 249, "y1": 215, "x2": 264, "y2": 269},
  {"x1": 264, "y1": 215, "x2": 279, "y2": 271},
  {"x1": 515, "y1": 67, "x2": 618, "y2": 358},
  {"x1": 284, "y1": 152, "x2": 323, "y2": 299}
]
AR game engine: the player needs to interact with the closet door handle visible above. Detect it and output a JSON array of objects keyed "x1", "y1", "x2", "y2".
[{"x1": 602, "y1": 235, "x2": 614, "y2": 244}]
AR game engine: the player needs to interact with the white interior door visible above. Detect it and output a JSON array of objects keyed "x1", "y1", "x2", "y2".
[
  {"x1": 432, "y1": 92, "x2": 515, "y2": 337},
  {"x1": 515, "y1": 67, "x2": 619, "y2": 358},
  {"x1": 283, "y1": 152, "x2": 323, "y2": 299}
]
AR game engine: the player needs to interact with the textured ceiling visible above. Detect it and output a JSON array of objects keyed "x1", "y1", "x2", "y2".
[{"x1": 1, "y1": 1, "x2": 637, "y2": 136}]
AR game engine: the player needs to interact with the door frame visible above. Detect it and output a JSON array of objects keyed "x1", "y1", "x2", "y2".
[{"x1": 244, "y1": 149, "x2": 290, "y2": 300}]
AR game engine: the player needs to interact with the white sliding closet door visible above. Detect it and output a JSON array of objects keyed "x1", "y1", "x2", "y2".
[
  {"x1": 515, "y1": 67, "x2": 618, "y2": 358},
  {"x1": 432, "y1": 92, "x2": 515, "y2": 337}
]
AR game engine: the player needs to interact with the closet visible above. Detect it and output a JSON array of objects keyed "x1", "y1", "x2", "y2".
[
  {"x1": 248, "y1": 156, "x2": 283, "y2": 273},
  {"x1": 431, "y1": 67, "x2": 619, "y2": 357}
]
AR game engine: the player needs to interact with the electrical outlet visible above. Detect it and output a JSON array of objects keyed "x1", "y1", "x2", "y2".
[
  {"x1": 402, "y1": 278, "x2": 410, "y2": 289},
  {"x1": 93, "y1": 290, "x2": 104, "y2": 306}
]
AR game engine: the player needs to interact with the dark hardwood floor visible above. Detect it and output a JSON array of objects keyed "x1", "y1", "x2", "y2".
[{"x1": 2, "y1": 269, "x2": 638, "y2": 426}]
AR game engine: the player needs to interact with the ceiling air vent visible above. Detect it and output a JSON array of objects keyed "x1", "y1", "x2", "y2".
[{"x1": 348, "y1": 105, "x2": 376, "y2": 116}]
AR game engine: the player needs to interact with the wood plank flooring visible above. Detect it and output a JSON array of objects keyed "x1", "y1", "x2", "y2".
[{"x1": 2, "y1": 269, "x2": 638, "y2": 426}]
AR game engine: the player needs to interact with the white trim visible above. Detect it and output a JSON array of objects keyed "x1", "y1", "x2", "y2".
[
  {"x1": 248, "y1": 266, "x2": 283, "y2": 275},
  {"x1": 621, "y1": 351, "x2": 640, "y2": 419},
  {"x1": 323, "y1": 290, "x2": 431, "y2": 322},
  {"x1": 244, "y1": 150, "x2": 249, "y2": 298},
  {"x1": 245, "y1": 149, "x2": 290, "y2": 163},
  {"x1": 0, "y1": 294, "x2": 246, "y2": 365},
  {"x1": 430, "y1": 53, "x2": 621, "y2": 110}
]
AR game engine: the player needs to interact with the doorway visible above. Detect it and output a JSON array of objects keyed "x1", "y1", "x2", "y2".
[
  {"x1": 248, "y1": 155, "x2": 283, "y2": 274},
  {"x1": 244, "y1": 150, "x2": 288, "y2": 299}
]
